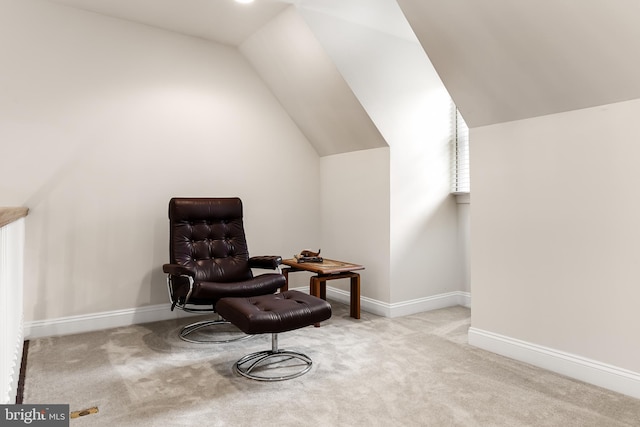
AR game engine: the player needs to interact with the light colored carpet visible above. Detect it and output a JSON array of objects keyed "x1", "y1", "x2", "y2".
[{"x1": 24, "y1": 303, "x2": 640, "y2": 426}]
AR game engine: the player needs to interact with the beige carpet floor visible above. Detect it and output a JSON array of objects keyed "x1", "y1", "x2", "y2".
[{"x1": 23, "y1": 303, "x2": 640, "y2": 426}]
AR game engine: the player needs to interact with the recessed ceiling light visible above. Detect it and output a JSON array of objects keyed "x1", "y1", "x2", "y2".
[{"x1": 235, "y1": 0, "x2": 255, "y2": 4}]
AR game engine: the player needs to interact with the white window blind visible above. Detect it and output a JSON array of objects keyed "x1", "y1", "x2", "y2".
[{"x1": 451, "y1": 103, "x2": 470, "y2": 193}]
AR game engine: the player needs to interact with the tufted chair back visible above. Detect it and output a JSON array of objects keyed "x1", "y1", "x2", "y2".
[{"x1": 169, "y1": 198, "x2": 253, "y2": 283}]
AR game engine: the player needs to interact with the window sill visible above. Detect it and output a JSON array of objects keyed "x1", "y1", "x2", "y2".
[{"x1": 453, "y1": 192, "x2": 470, "y2": 204}]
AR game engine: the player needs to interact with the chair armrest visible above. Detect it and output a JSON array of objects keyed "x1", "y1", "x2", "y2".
[
  {"x1": 162, "y1": 263, "x2": 195, "y2": 277},
  {"x1": 249, "y1": 256, "x2": 283, "y2": 270}
]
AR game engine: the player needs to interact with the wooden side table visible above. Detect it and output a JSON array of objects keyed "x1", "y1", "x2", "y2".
[{"x1": 281, "y1": 258, "x2": 364, "y2": 319}]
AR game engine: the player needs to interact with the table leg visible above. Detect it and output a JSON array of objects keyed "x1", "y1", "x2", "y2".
[
  {"x1": 350, "y1": 273, "x2": 360, "y2": 319},
  {"x1": 309, "y1": 276, "x2": 322, "y2": 327},
  {"x1": 310, "y1": 276, "x2": 327, "y2": 300},
  {"x1": 310, "y1": 276, "x2": 321, "y2": 298},
  {"x1": 309, "y1": 272, "x2": 360, "y2": 323},
  {"x1": 281, "y1": 268, "x2": 289, "y2": 292}
]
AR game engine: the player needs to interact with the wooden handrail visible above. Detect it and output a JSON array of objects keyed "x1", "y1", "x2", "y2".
[{"x1": 0, "y1": 208, "x2": 29, "y2": 228}]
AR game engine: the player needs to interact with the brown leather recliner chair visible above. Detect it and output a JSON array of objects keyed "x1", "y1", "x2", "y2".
[{"x1": 163, "y1": 197, "x2": 285, "y2": 343}]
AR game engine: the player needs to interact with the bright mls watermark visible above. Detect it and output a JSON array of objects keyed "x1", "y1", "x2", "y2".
[{"x1": 0, "y1": 405, "x2": 69, "y2": 426}]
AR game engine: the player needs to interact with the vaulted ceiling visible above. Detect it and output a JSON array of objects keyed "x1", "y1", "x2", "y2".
[
  {"x1": 396, "y1": 0, "x2": 640, "y2": 127},
  {"x1": 48, "y1": 0, "x2": 393, "y2": 156},
  {"x1": 47, "y1": 0, "x2": 640, "y2": 128},
  {"x1": 48, "y1": 0, "x2": 292, "y2": 46}
]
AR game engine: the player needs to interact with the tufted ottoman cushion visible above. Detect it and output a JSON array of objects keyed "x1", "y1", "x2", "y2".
[{"x1": 215, "y1": 290, "x2": 332, "y2": 335}]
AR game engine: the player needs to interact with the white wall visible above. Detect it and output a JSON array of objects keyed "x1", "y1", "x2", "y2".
[
  {"x1": 456, "y1": 195, "x2": 471, "y2": 294},
  {"x1": 0, "y1": 0, "x2": 320, "y2": 322},
  {"x1": 471, "y1": 98, "x2": 640, "y2": 374},
  {"x1": 299, "y1": 4, "x2": 461, "y2": 306},
  {"x1": 320, "y1": 148, "x2": 391, "y2": 303}
]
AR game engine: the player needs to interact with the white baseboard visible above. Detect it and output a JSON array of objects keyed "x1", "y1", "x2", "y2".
[
  {"x1": 468, "y1": 327, "x2": 640, "y2": 400},
  {"x1": 322, "y1": 287, "x2": 471, "y2": 318},
  {"x1": 24, "y1": 304, "x2": 199, "y2": 340},
  {"x1": 25, "y1": 290, "x2": 471, "y2": 340},
  {"x1": 389, "y1": 291, "x2": 471, "y2": 317}
]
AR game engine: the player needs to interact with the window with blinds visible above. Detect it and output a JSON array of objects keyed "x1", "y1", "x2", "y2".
[{"x1": 451, "y1": 104, "x2": 470, "y2": 193}]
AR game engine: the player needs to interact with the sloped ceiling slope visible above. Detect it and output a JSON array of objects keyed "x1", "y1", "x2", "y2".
[
  {"x1": 46, "y1": 0, "x2": 387, "y2": 156},
  {"x1": 296, "y1": 0, "x2": 416, "y2": 42},
  {"x1": 240, "y1": 6, "x2": 387, "y2": 156},
  {"x1": 48, "y1": 0, "x2": 290, "y2": 46},
  {"x1": 397, "y1": 0, "x2": 640, "y2": 127}
]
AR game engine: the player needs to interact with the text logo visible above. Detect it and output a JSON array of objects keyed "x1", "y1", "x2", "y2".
[{"x1": 0, "y1": 405, "x2": 69, "y2": 426}]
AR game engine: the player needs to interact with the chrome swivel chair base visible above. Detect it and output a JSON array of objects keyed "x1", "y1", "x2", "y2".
[
  {"x1": 179, "y1": 318, "x2": 254, "y2": 344},
  {"x1": 169, "y1": 276, "x2": 254, "y2": 344},
  {"x1": 234, "y1": 333, "x2": 312, "y2": 381}
]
